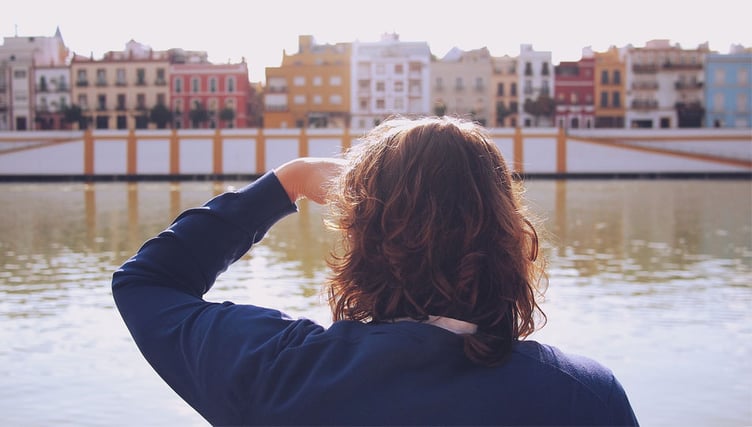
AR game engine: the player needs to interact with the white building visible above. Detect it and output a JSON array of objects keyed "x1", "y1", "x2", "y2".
[
  {"x1": 0, "y1": 27, "x2": 69, "y2": 130},
  {"x1": 430, "y1": 47, "x2": 493, "y2": 126},
  {"x1": 350, "y1": 33, "x2": 431, "y2": 129},
  {"x1": 625, "y1": 39, "x2": 709, "y2": 128},
  {"x1": 517, "y1": 44, "x2": 554, "y2": 127}
]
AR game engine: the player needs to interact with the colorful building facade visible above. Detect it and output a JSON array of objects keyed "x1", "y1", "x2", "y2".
[
  {"x1": 554, "y1": 50, "x2": 595, "y2": 129},
  {"x1": 704, "y1": 47, "x2": 752, "y2": 128}
]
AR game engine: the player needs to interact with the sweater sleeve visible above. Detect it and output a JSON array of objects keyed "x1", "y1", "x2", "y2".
[{"x1": 111, "y1": 171, "x2": 316, "y2": 424}]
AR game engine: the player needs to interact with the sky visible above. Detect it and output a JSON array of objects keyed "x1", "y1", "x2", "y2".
[{"x1": 4, "y1": 0, "x2": 751, "y2": 83}]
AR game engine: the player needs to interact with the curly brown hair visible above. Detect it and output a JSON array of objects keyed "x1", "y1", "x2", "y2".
[{"x1": 326, "y1": 116, "x2": 547, "y2": 366}]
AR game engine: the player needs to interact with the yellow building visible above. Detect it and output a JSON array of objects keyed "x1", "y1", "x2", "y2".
[
  {"x1": 264, "y1": 35, "x2": 351, "y2": 128},
  {"x1": 491, "y1": 55, "x2": 519, "y2": 127},
  {"x1": 594, "y1": 47, "x2": 626, "y2": 128},
  {"x1": 70, "y1": 40, "x2": 170, "y2": 129}
]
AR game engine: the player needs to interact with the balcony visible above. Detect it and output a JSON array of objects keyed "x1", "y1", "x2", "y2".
[
  {"x1": 632, "y1": 64, "x2": 658, "y2": 74},
  {"x1": 116, "y1": 104, "x2": 126, "y2": 111},
  {"x1": 663, "y1": 62, "x2": 702, "y2": 70},
  {"x1": 155, "y1": 79, "x2": 167, "y2": 86},
  {"x1": 675, "y1": 81, "x2": 704, "y2": 90},
  {"x1": 266, "y1": 86, "x2": 288, "y2": 93},
  {"x1": 96, "y1": 80, "x2": 108, "y2": 87},
  {"x1": 96, "y1": 105, "x2": 107, "y2": 111},
  {"x1": 631, "y1": 99, "x2": 659, "y2": 110},
  {"x1": 76, "y1": 80, "x2": 89, "y2": 87},
  {"x1": 115, "y1": 81, "x2": 127, "y2": 87},
  {"x1": 632, "y1": 81, "x2": 659, "y2": 90}
]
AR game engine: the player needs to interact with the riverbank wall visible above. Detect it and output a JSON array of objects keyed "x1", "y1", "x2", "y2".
[{"x1": 0, "y1": 127, "x2": 750, "y2": 181}]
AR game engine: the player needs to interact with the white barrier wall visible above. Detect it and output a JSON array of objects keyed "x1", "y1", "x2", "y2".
[{"x1": 0, "y1": 128, "x2": 749, "y2": 178}]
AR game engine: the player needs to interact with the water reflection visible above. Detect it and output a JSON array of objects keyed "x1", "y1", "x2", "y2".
[{"x1": 0, "y1": 179, "x2": 750, "y2": 426}]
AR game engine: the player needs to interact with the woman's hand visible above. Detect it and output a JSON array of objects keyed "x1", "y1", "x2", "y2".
[{"x1": 274, "y1": 157, "x2": 346, "y2": 204}]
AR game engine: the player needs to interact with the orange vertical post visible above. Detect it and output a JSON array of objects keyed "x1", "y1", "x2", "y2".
[
  {"x1": 513, "y1": 127, "x2": 524, "y2": 175},
  {"x1": 556, "y1": 126, "x2": 567, "y2": 174},
  {"x1": 256, "y1": 128, "x2": 266, "y2": 174},
  {"x1": 213, "y1": 128, "x2": 223, "y2": 175},
  {"x1": 342, "y1": 127, "x2": 351, "y2": 153},
  {"x1": 83, "y1": 129, "x2": 94, "y2": 175},
  {"x1": 169, "y1": 129, "x2": 180, "y2": 175},
  {"x1": 298, "y1": 128, "x2": 309, "y2": 158},
  {"x1": 127, "y1": 129, "x2": 137, "y2": 175}
]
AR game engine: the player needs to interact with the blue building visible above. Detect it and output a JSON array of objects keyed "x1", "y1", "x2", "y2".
[{"x1": 704, "y1": 48, "x2": 752, "y2": 128}]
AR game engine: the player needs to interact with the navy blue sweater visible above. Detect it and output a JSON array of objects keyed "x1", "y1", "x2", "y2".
[{"x1": 112, "y1": 172, "x2": 639, "y2": 426}]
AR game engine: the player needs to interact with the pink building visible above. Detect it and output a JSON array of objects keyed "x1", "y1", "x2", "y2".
[
  {"x1": 170, "y1": 59, "x2": 250, "y2": 129},
  {"x1": 554, "y1": 54, "x2": 595, "y2": 129}
]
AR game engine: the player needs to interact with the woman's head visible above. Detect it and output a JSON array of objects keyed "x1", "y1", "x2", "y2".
[{"x1": 326, "y1": 116, "x2": 546, "y2": 365}]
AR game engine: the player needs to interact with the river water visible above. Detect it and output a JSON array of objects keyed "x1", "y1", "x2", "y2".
[{"x1": 0, "y1": 179, "x2": 750, "y2": 426}]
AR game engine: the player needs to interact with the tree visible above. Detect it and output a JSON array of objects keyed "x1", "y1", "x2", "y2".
[
  {"x1": 188, "y1": 102, "x2": 210, "y2": 128},
  {"x1": 523, "y1": 94, "x2": 556, "y2": 126},
  {"x1": 149, "y1": 104, "x2": 173, "y2": 129},
  {"x1": 219, "y1": 107, "x2": 236, "y2": 128},
  {"x1": 61, "y1": 104, "x2": 88, "y2": 129},
  {"x1": 495, "y1": 101, "x2": 513, "y2": 127}
]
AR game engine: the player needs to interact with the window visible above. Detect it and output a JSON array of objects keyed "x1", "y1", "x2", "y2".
[
  {"x1": 136, "y1": 94, "x2": 146, "y2": 110},
  {"x1": 192, "y1": 78, "x2": 200, "y2": 93},
  {"x1": 77, "y1": 69, "x2": 88, "y2": 85},
  {"x1": 613, "y1": 70, "x2": 621, "y2": 85},
  {"x1": 435, "y1": 77, "x2": 443, "y2": 89},
  {"x1": 497, "y1": 83, "x2": 504, "y2": 96},
  {"x1": 612, "y1": 92, "x2": 621, "y2": 107},
  {"x1": 714, "y1": 69, "x2": 725, "y2": 85},
  {"x1": 475, "y1": 77, "x2": 484, "y2": 90},
  {"x1": 739, "y1": 68, "x2": 749, "y2": 85},
  {"x1": 209, "y1": 77, "x2": 217, "y2": 93},
  {"x1": 376, "y1": 81, "x2": 385, "y2": 92},
  {"x1": 157, "y1": 93, "x2": 166, "y2": 106},
  {"x1": 116, "y1": 68, "x2": 126, "y2": 85},
  {"x1": 78, "y1": 94, "x2": 88, "y2": 109},
  {"x1": 376, "y1": 64, "x2": 385, "y2": 74},
  {"x1": 738, "y1": 93, "x2": 748, "y2": 112},
  {"x1": 359, "y1": 99, "x2": 368, "y2": 110},
  {"x1": 175, "y1": 78, "x2": 183, "y2": 93},
  {"x1": 541, "y1": 62, "x2": 549, "y2": 76},
  {"x1": 713, "y1": 93, "x2": 724, "y2": 111},
  {"x1": 394, "y1": 64, "x2": 404, "y2": 74},
  {"x1": 394, "y1": 97, "x2": 404, "y2": 109},
  {"x1": 136, "y1": 68, "x2": 146, "y2": 85},
  {"x1": 455, "y1": 77, "x2": 464, "y2": 90},
  {"x1": 313, "y1": 76, "x2": 322, "y2": 86},
  {"x1": 227, "y1": 77, "x2": 236, "y2": 92},
  {"x1": 156, "y1": 68, "x2": 166, "y2": 85},
  {"x1": 409, "y1": 62, "x2": 421, "y2": 73},
  {"x1": 330, "y1": 94, "x2": 342, "y2": 104},
  {"x1": 376, "y1": 99, "x2": 385, "y2": 109},
  {"x1": 96, "y1": 69, "x2": 106, "y2": 85},
  {"x1": 394, "y1": 81, "x2": 404, "y2": 92},
  {"x1": 293, "y1": 76, "x2": 305, "y2": 86},
  {"x1": 524, "y1": 62, "x2": 532, "y2": 76},
  {"x1": 294, "y1": 95, "x2": 306, "y2": 104},
  {"x1": 313, "y1": 95, "x2": 322, "y2": 104},
  {"x1": 117, "y1": 94, "x2": 126, "y2": 110},
  {"x1": 601, "y1": 70, "x2": 609, "y2": 84},
  {"x1": 97, "y1": 94, "x2": 107, "y2": 110},
  {"x1": 510, "y1": 83, "x2": 517, "y2": 96},
  {"x1": 13, "y1": 69, "x2": 27, "y2": 78},
  {"x1": 329, "y1": 76, "x2": 342, "y2": 86},
  {"x1": 600, "y1": 92, "x2": 608, "y2": 107},
  {"x1": 174, "y1": 99, "x2": 183, "y2": 114}
]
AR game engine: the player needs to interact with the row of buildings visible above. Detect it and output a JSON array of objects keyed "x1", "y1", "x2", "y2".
[{"x1": 1, "y1": 29, "x2": 750, "y2": 131}]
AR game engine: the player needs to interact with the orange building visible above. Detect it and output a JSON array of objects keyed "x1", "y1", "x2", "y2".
[
  {"x1": 594, "y1": 46, "x2": 626, "y2": 128},
  {"x1": 264, "y1": 35, "x2": 351, "y2": 128}
]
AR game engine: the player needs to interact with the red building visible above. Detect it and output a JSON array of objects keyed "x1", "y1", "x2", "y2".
[
  {"x1": 554, "y1": 55, "x2": 595, "y2": 129},
  {"x1": 170, "y1": 59, "x2": 250, "y2": 129}
]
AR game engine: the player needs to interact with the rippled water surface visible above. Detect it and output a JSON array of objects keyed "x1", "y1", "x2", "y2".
[{"x1": 1, "y1": 179, "x2": 750, "y2": 426}]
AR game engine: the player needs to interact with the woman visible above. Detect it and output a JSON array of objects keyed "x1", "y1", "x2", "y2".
[{"x1": 113, "y1": 116, "x2": 638, "y2": 426}]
